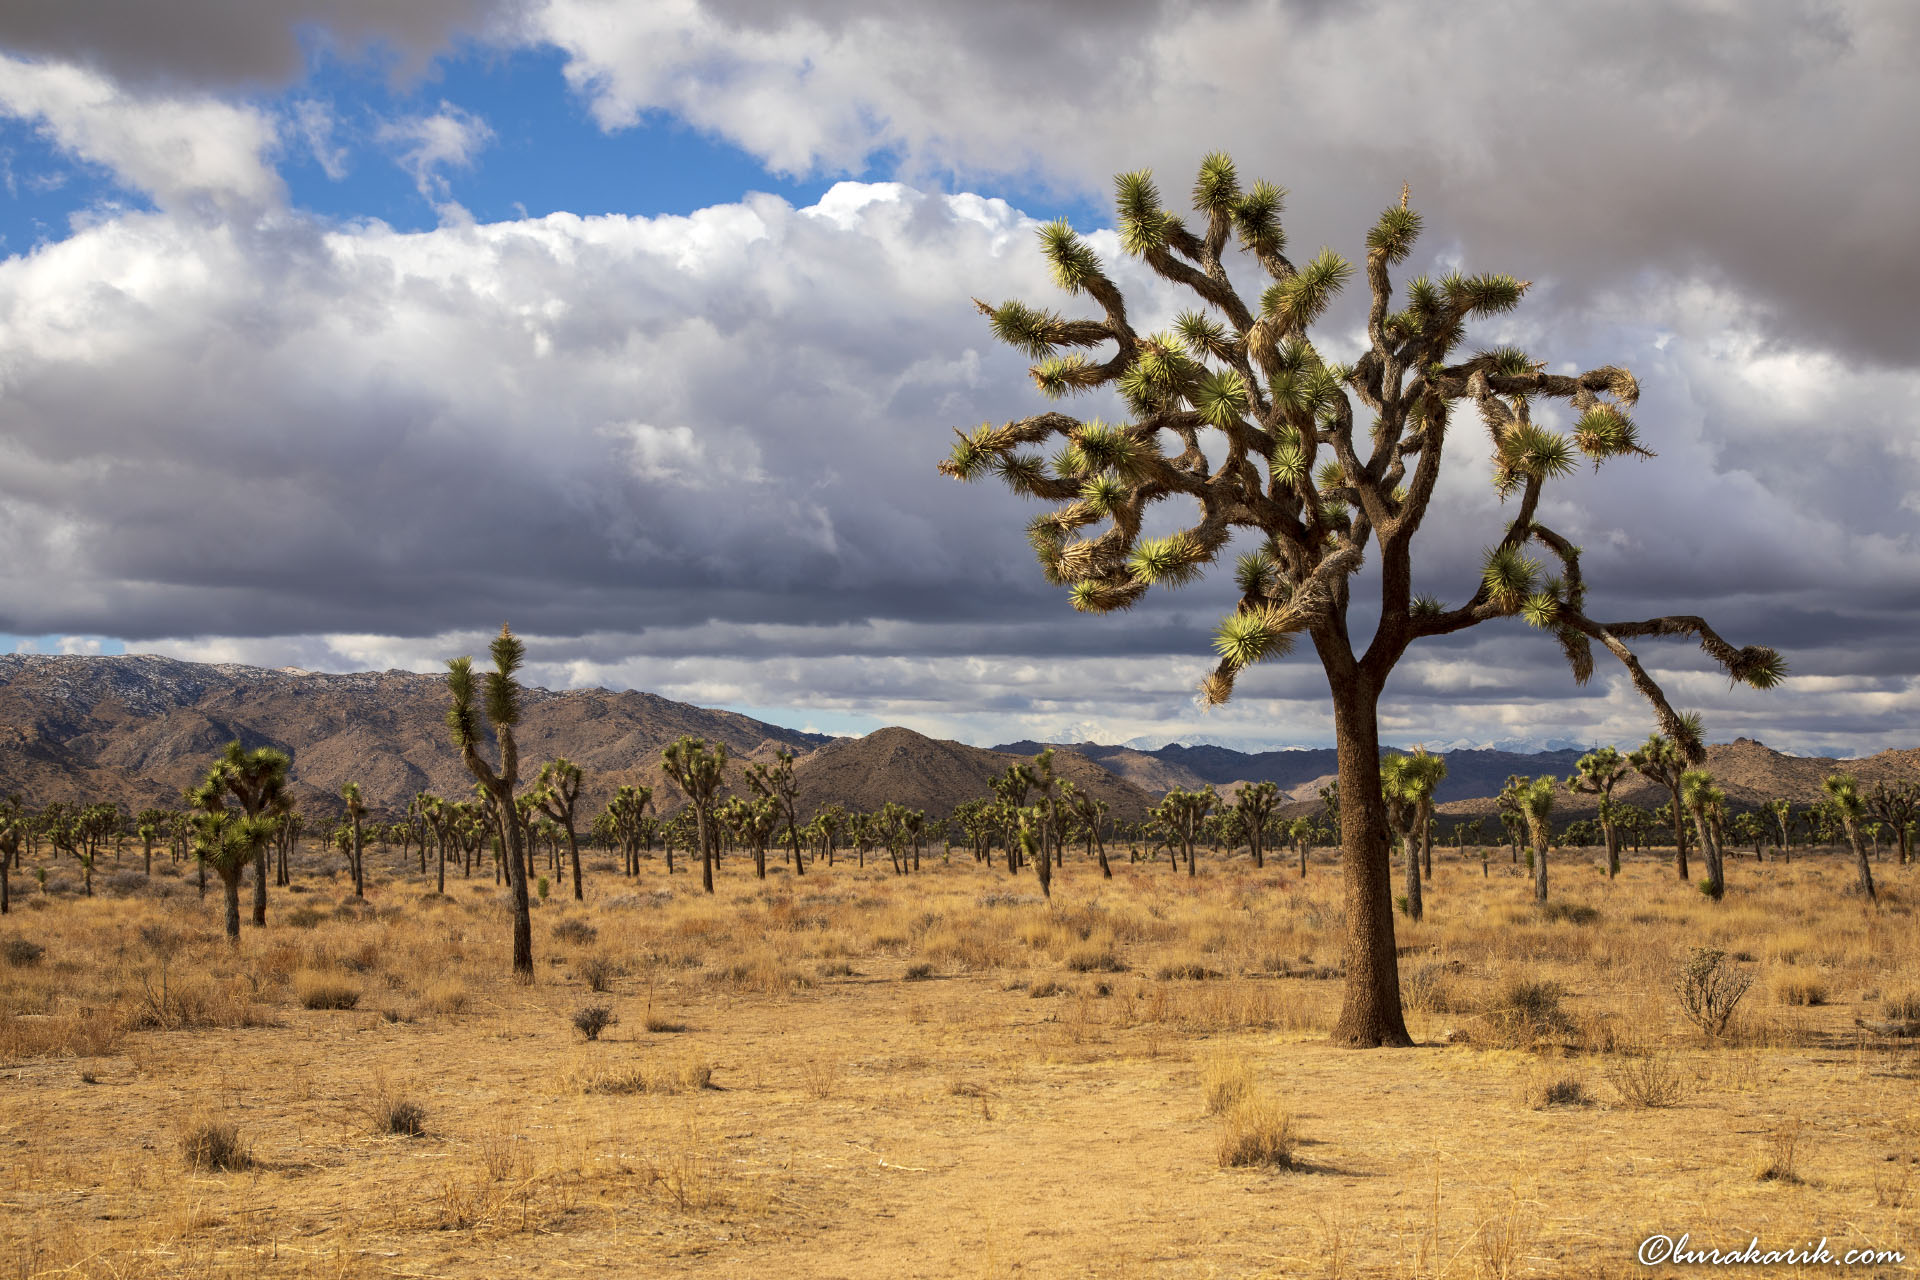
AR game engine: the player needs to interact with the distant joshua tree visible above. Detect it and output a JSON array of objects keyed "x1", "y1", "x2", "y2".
[
  {"x1": 746, "y1": 750, "x2": 805, "y2": 876},
  {"x1": 1629, "y1": 731, "x2": 1692, "y2": 882},
  {"x1": 1517, "y1": 777, "x2": 1555, "y2": 903},
  {"x1": 1680, "y1": 769, "x2": 1727, "y2": 900},
  {"x1": 534, "y1": 758, "x2": 586, "y2": 900},
  {"x1": 187, "y1": 744, "x2": 289, "y2": 941},
  {"x1": 0, "y1": 795, "x2": 23, "y2": 915},
  {"x1": 1821, "y1": 774, "x2": 1875, "y2": 902},
  {"x1": 1868, "y1": 781, "x2": 1917, "y2": 866},
  {"x1": 938, "y1": 151, "x2": 1781, "y2": 1045},
  {"x1": 1568, "y1": 746, "x2": 1631, "y2": 877},
  {"x1": 446, "y1": 625, "x2": 535, "y2": 979},
  {"x1": 1380, "y1": 749, "x2": 1445, "y2": 920},
  {"x1": 662, "y1": 737, "x2": 728, "y2": 894},
  {"x1": 1232, "y1": 781, "x2": 1280, "y2": 870},
  {"x1": 341, "y1": 782, "x2": 367, "y2": 899}
]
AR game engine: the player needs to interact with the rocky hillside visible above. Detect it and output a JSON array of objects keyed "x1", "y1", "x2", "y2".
[
  {"x1": 794, "y1": 726, "x2": 1155, "y2": 823},
  {"x1": 0, "y1": 653, "x2": 826, "y2": 817}
]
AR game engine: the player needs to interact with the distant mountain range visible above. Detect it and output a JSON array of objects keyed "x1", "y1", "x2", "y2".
[{"x1": 2, "y1": 654, "x2": 1915, "y2": 823}]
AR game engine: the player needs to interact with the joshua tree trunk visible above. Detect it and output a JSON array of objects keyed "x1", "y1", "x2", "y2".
[
  {"x1": 1532, "y1": 823, "x2": 1549, "y2": 903},
  {"x1": 1402, "y1": 830, "x2": 1423, "y2": 922},
  {"x1": 697, "y1": 811, "x2": 713, "y2": 894},
  {"x1": 1667, "y1": 791, "x2": 1688, "y2": 881},
  {"x1": 1692, "y1": 809, "x2": 1724, "y2": 899},
  {"x1": 1601, "y1": 813, "x2": 1620, "y2": 878},
  {"x1": 252, "y1": 847, "x2": 267, "y2": 925},
  {"x1": 1841, "y1": 819, "x2": 1875, "y2": 902},
  {"x1": 1328, "y1": 678, "x2": 1411, "y2": 1048},
  {"x1": 221, "y1": 866, "x2": 244, "y2": 943}
]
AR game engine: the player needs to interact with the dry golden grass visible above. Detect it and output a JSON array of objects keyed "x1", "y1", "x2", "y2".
[{"x1": 0, "y1": 842, "x2": 1915, "y2": 1277}]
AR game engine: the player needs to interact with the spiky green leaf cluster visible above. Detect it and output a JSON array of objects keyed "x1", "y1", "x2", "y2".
[
  {"x1": 1070, "y1": 420, "x2": 1158, "y2": 481},
  {"x1": 1494, "y1": 423, "x2": 1577, "y2": 492},
  {"x1": 1571, "y1": 405, "x2": 1645, "y2": 461},
  {"x1": 1482, "y1": 545, "x2": 1540, "y2": 612},
  {"x1": 1192, "y1": 367, "x2": 1250, "y2": 428},
  {"x1": 1039, "y1": 220, "x2": 1101, "y2": 294},
  {"x1": 1520, "y1": 591, "x2": 1561, "y2": 629},
  {"x1": 1265, "y1": 248, "x2": 1352, "y2": 329},
  {"x1": 1366, "y1": 205, "x2": 1422, "y2": 264},
  {"x1": 1032, "y1": 354, "x2": 1102, "y2": 398},
  {"x1": 1115, "y1": 171, "x2": 1180, "y2": 256},
  {"x1": 1191, "y1": 151, "x2": 1240, "y2": 214},
  {"x1": 1231, "y1": 180, "x2": 1286, "y2": 255},
  {"x1": 1212, "y1": 606, "x2": 1296, "y2": 668},
  {"x1": 1446, "y1": 272, "x2": 1526, "y2": 317},
  {"x1": 1127, "y1": 533, "x2": 1208, "y2": 588},
  {"x1": 989, "y1": 299, "x2": 1065, "y2": 359}
]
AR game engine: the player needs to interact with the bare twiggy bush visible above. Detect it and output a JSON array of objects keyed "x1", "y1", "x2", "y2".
[
  {"x1": 572, "y1": 1004, "x2": 617, "y2": 1041},
  {"x1": 800, "y1": 1057, "x2": 840, "y2": 1099},
  {"x1": 1401, "y1": 960, "x2": 1464, "y2": 1014},
  {"x1": 577, "y1": 953, "x2": 620, "y2": 993},
  {"x1": 1675, "y1": 947, "x2": 1753, "y2": 1038},
  {"x1": 1517, "y1": 1061, "x2": 1591, "y2": 1109},
  {"x1": 1472, "y1": 977, "x2": 1572, "y2": 1048},
  {"x1": 293, "y1": 969, "x2": 362, "y2": 1010},
  {"x1": 1215, "y1": 1091, "x2": 1294, "y2": 1169},
  {"x1": 1604, "y1": 1049, "x2": 1690, "y2": 1108},
  {"x1": 180, "y1": 1115, "x2": 251, "y2": 1171}
]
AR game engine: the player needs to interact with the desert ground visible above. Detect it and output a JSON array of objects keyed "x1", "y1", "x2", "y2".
[{"x1": 2, "y1": 843, "x2": 1915, "y2": 1279}]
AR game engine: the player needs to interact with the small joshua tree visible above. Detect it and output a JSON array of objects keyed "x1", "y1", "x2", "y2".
[
  {"x1": 1380, "y1": 749, "x2": 1444, "y2": 920},
  {"x1": 1821, "y1": 773, "x2": 1875, "y2": 902},
  {"x1": 1516, "y1": 777, "x2": 1555, "y2": 904},
  {"x1": 940, "y1": 154, "x2": 1782, "y2": 1044},
  {"x1": 1567, "y1": 746, "x2": 1631, "y2": 877},
  {"x1": 1233, "y1": 780, "x2": 1279, "y2": 870},
  {"x1": 341, "y1": 782, "x2": 367, "y2": 899},
  {"x1": 535, "y1": 758, "x2": 586, "y2": 900},
  {"x1": 447, "y1": 625, "x2": 535, "y2": 978},
  {"x1": 1628, "y1": 732, "x2": 1693, "y2": 882},
  {"x1": 745, "y1": 750, "x2": 805, "y2": 876},
  {"x1": 662, "y1": 737, "x2": 728, "y2": 894},
  {"x1": 1680, "y1": 769, "x2": 1727, "y2": 899},
  {"x1": 1868, "y1": 781, "x2": 1917, "y2": 867}
]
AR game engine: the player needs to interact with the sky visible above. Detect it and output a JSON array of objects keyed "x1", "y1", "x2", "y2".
[{"x1": 0, "y1": 0, "x2": 1915, "y2": 756}]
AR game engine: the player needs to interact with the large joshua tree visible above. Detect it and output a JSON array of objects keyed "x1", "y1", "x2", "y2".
[
  {"x1": 1822, "y1": 773, "x2": 1875, "y2": 902},
  {"x1": 1680, "y1": 769, "x2": 1728, "y2": 899},
  {"x1": 939, "y1": 153, "x2": 1781, "y2": 1045},
  {"x1": 447, "y1": 625, "x2": 535, "y2": 978},
  {"x1": 1628, "y1": 731, "x2": 1694, "y2": 882}
]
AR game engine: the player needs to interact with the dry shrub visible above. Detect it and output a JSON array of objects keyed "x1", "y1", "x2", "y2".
[
  {"x1": 1064, "y1": 941, "x2": 1125, "y2": 973},
  {"x1": 0, "y1": 1010, "x2": 124, "y2": 1061},
  {"x1": 577, "y1": 1056, "x2": 714, "y2": 1096},
  {"x1": 1201, "y1": 1052, "x2": 1254, "y2": 1116},
  {"x1": 800, "y1": 1057, "x2": 840, "y2": 1099},
  {"x1": 1538, "y1": 902, "x2": 1600, "y2": 926},
  {"x1": 128, "y1": 974, "x2": 281, "y2": 1031},
  {"x1": 1604, "y1": 1048, "x2": 1690, "y2": 1108},
  {"x1": 1772, "y1": 968, "x2": 1829, "y2": 1007},
  {"x1": 1517, "y1": 1060, "x2": 1591, "y2": 1109},
  {"x1": 181, "y1": 1114, "x2": 251, "y2": 1171},
  {"x1": 1674, "y1": 947, "x2": 1753, "y2": 1038},
  {"x1": 902, "y1": 961, "x2": 936, "y2": 981},
  {"x1": 293, "y1": 969, "x2": 362, "y2": 1010},
  {"x1": 421, "y1": 978, "x2": 469, "y2": 1016},
  {"x1": 2, "y1": 937, "x2": 46, "y2": 967},
  {"x1": 1752, "y1": 1116, "x2": 1802, "y2": 1183},
  {"x1": 1883, "y1": 991, "x2": 1920, "y2": 1022},
  {"x1": 1156, "y1": 957, "x2": 1224, "y2": 981},
  {"x1": 552, "y1": 918, "x2": 599, "y2": 945},
  {"x1": 707, "y1": 949, "x2": 813, "y2": 994},
  {"x1": 1215, "y1": 1091, "x2": 1294, "y2": 1169},
  {"x1": 371, "y1": 1082, "x2": 428, "y2": 1137},
  {"x1": 572, "y1": 1004, "x2": 618, "y2": 1041},
  {"x1": 1472, "y1": 977, "x2": 1572, "y2": 1048},
  {"x1": 577, "y1": 953, "x2": 621, "y2": 993},
  {"x1": 1474, "y1": 1188, "x2": 1537, "y2": 1280},
  {"x1": 1402, "y1": 961, "x2": 1464, "y2": 1014}
]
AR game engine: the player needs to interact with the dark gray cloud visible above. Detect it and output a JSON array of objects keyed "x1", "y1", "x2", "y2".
[{"x1": 0, "y1": 0, "x2": 520, "y2": 88}]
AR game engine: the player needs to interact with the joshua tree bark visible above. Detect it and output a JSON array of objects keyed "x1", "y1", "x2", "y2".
[
  {"x1": 341, "y1": 782, "x2": 367, "y2": 899},
  {"x1": 446, "y1": 625, "x2": 534, "y2": 979},
  {"x1": 1823, "y1": 774, "x2": 1876, "y2": 902}
]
